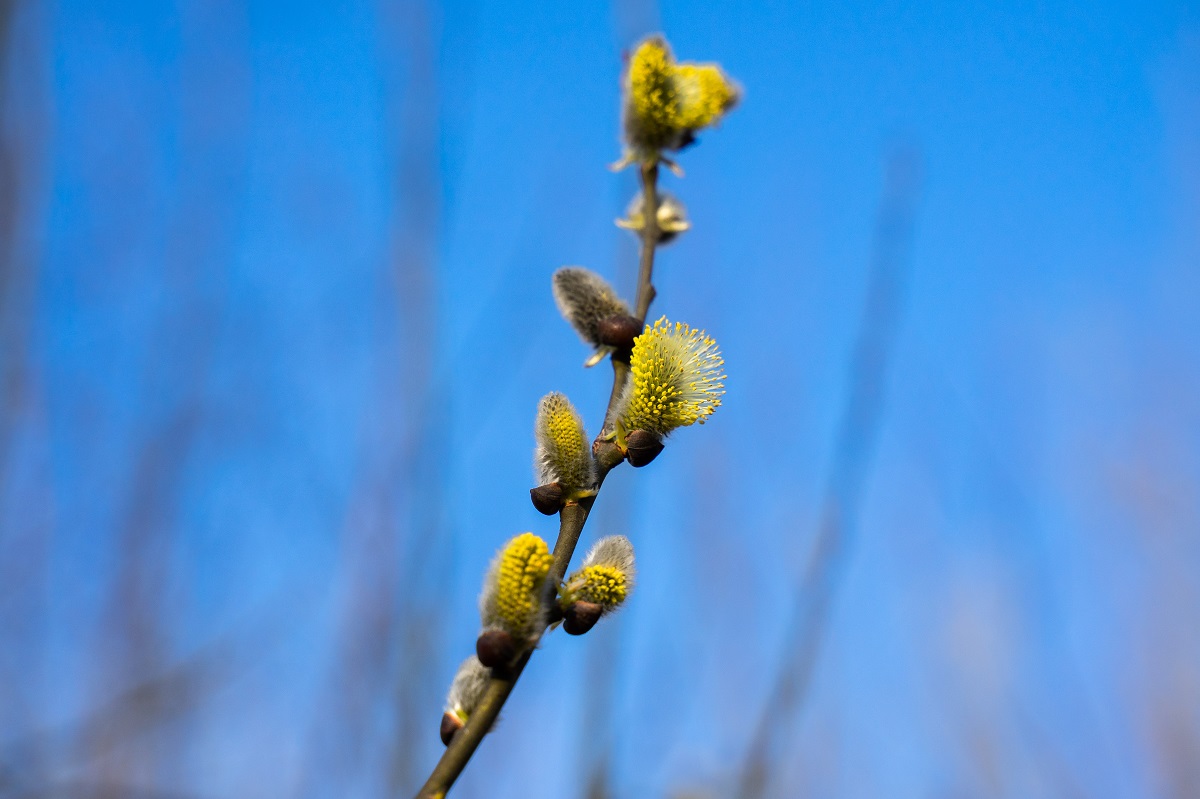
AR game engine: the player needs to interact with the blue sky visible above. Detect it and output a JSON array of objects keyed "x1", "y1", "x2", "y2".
[{"x1": 2, "y1": 0, "x2": 1199, "y2": 797}]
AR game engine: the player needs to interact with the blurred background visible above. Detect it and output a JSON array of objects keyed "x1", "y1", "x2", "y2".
[{"x1": 2, "y1": 0, "x2": 1199, "y2": 797}]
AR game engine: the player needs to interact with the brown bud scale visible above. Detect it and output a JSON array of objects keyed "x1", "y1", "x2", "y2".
[
  {"x1": 440, "y1": 711, "x2": 464, "y2": 746},
  {"x1": 563, "y1": 601, "x2": 604, "y2": 636},
  {"x1": 530, "y1": 482, "x2": 565, "y2": 515},
  {"x1": 596, "y1": 314, "x2": 642, "y2": 350},
  {"x1": 476, "y1": 629, "x2": 517, "y2": 668},
  {"x1": 625, "y1": 429, "x2": 665, "y2": 468}
]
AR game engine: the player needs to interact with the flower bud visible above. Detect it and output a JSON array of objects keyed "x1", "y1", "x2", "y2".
[
  {"x1": 442, "y1": 655, "x2": 490, "y2": 745},
  {"x1": 552, "y1": 268, "x2": 631, "y2": 365},
  {"x1": 621, "y1": 35, "x2": 740, "y2": 162},
  {"x1": 624, "y1": 429, "x2": 664, "y2": 467},
  {"x1": 615, "y1": 316, "x2": 725, "y2": 440}
]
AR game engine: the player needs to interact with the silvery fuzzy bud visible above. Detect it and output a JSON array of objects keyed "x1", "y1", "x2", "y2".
[
  {"x1": 552, "y1": 267, "x2": 632, "y2": 365},
  {"x1": 442, "y1": 655, "x2": 490, "y2": 745}
]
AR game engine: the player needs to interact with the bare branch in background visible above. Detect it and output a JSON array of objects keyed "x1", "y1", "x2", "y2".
[
  {"x1": 382, "y1": 0, "x2": 449, "y2": 790},
  {"x1": 0, "y1": 0, "x2": 26, "y2": 456},
  {"x1": 0, "y1": 4, "x2": 254, "y2": 793},
  {"x1": 735, "y1": 148, "x2": 920, "y2": 799},
  {"x1": 0, "y1": 626, "x2": 259, "y2": 796},
  {"x1": 0, "y1": 0, "x2": 47, "y2": 486},
  {"x1": 296, "y1": 0, "x2": 447, "y2": 794},
  {"x1": 0, "y1": 0, "x2": 55, "y2": 787}
]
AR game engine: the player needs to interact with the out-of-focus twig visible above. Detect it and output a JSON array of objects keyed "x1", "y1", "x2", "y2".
[
  {"x1": 735, "y1": 149, "x2": 921, "y2": 799},
  {"x1": 0, "y1": 624, "x2": 263, "y2": 796},
  {"x1": 296, "y1": 1, "x2": 447, "y2": 795},
  {"x1": 382, "y1": 0, "x2": 447, "y2": 791}
]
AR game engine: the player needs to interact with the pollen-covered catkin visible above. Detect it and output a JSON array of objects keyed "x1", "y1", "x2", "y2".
[
  {"x1": 562, "y1": 535, "x2": 637, "y2": 612},
  {"x1": 623, "y1": 36, "x2": 739, "y2": 158},
  {"x1": 552, "y1": 267, "x2": 631, "y2": 351},
  {"x1": 626, "y1": 36, "x2": 679, "y2": 152},
  {"x1": 615, "y1": 316, "x2": 726, "y2": 438},
  {"x1": 479, "y1": 533, "x2": 554, "y2": 641},
  {"x1": 673, "y1": 64, "x2": 739, "y2": 130},
  {"x1": 534, "y1": 392, "x2": 595, "y2": 493}
]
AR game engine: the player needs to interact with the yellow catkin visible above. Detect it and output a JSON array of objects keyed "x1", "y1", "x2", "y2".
[
  {"x1": 626, "y1": 37, "x2": 738, "y2": 154},
  {"x1": 629, "y1": 38, "x2": 681, "y2": 150},
  {"x1": 577, "y1": 564, "x2": 627, "y2": 608},
  {"x1": 674, "y1": 64, "x2": 738, "y2": 129},
  {"x1": 494, "y1": 533, "x2": 553, "y2": 635},
  {"x1": 619, "y1": 316, "x2": 725, "y2": 437},
  {"x1": 536, "y1": 393, "x2": 593, "y2": 490}
]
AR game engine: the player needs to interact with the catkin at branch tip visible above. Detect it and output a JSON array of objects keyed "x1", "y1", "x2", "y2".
[{"x1": 622, "y1": 35, "x2": 740, "y2": 159}]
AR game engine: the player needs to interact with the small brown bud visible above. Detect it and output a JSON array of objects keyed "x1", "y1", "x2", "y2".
[
  {"x1": 440, "y1": 711, "x2": 464, "y2": 746},
  {"x1": 530, "y1": 482, "x2": 565, "y2": 515},
  {"x1": 563, "y1": 601, "x2": 604, "y2": 635},
  {"x1": 476, "y1": 629, "x2": 516, "y2": 668},
  {"x1": 596, "y1": 314, "x2": 642, "y2": 350},
  {"x1": 624, "y1": 429, "x2": 664, "y2": 467}
]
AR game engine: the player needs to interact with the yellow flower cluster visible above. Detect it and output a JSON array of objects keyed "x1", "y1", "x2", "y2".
[
  {"x1": 673, "y1": 64, "x2": 738, "y2": 129},
  {"x1": 493, "y1": 533, "x2": 553, "y2": 635},
  {"x1": 625, "y1": 37, "x2": 738, "y2": 156},
  {"x1": 534, "y1": 392, "x2": 594, "y2": 491},
  {"x1": 573, "y1": 564, "x2": 628, "y2": 609},
  {"x1": 618, "y1": 316, "x2": 725, "y2": 437}
]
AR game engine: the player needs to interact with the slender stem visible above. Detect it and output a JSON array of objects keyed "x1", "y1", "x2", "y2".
[
  {"x1": 413, "y1": 156, "x2": 664, "y2": 799},
  {"x1": 634, "y1": 161, "x2": 660, "y2": 323}
]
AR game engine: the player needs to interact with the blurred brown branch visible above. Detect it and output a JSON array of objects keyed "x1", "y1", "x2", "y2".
[
  {"x1": 0, "y1": 627, "x2": 258, "y2": 796},
  {"x1": 735, "y1": 148, "x2": 920, "y2": 799}
]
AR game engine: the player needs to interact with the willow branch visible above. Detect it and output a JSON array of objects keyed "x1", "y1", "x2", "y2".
[
  {"x1": 633, "y1": 162, "x2": 659, "y2": 323},
  {"x1": 412, "y1": 161, "x2": 662, "y2": 799}
]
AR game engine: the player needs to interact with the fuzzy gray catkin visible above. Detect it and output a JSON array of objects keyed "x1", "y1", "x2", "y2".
[{"x1": 552, "y1": 267, "x2": 631, "y2": 348}]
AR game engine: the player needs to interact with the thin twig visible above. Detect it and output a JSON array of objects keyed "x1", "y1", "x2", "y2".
[
  {"x1": 634, "y1": 161, "x2": 660, "y2": 321},
  {"x1": 412, "y1": 164, "x2": 662, "y2": 798}
]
